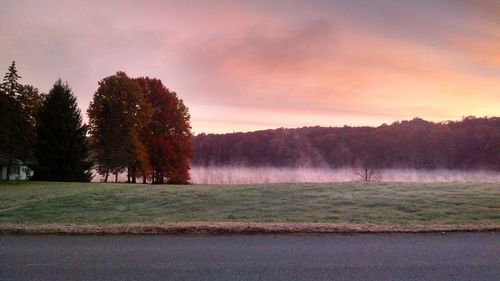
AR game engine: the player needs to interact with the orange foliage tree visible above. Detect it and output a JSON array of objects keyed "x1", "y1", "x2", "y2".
[{"x1": 135, "y1": 77, "x2": 192, "y2": 184}]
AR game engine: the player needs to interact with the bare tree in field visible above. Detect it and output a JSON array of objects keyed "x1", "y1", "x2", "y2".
[
  {"x1": 354, "y1": 139, "x2": 382, "y2": 182},
  {"x1": 355, "y1": 160, "x2": 380, "y2": 182}
]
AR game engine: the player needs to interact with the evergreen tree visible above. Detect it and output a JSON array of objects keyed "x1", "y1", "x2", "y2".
[
  {"x1": 32, "y1": 80, "x2": 92, "y2": 182},
  {"x1": 0, "y1": 61, "x2": 22, "y2": 98}
]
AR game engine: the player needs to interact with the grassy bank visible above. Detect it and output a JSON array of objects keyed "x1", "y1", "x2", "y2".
[{"x1": 0, "y1": 181, "x2": 498, "y2": 225}]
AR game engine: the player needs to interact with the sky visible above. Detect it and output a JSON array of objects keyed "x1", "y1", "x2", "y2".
[{"x1": 1, "y1": 0, "x2": 499, "y2": 134}]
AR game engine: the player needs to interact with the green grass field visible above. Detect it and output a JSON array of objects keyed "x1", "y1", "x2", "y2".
[{"x1": 0, "y1": 181, "x2": 498, "y2": 225}]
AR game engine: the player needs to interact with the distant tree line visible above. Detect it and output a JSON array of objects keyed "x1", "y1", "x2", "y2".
[
  {"x1": 0, "y1": 62, "x2": 192, "y2": 183},
  {"x1": 193, "y1": 117, "x2": 500, "y2": 171}
]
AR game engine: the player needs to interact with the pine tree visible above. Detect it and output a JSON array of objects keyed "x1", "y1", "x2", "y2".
[
  {"x1": 32, "y1": 80, "x2": 92, "y2": 181},
  {"x1": 0, "y1": 61, "x2": 22, "y2": 98}
]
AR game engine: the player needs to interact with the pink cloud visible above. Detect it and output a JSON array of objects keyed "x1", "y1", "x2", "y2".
[{"x1": 0, "y1": 0, "x2": 499, "y2": 133}]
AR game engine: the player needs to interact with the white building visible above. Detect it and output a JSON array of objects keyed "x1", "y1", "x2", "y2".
[{"x1": 0, "y1": 158, "x2": 31, "y2": 180}]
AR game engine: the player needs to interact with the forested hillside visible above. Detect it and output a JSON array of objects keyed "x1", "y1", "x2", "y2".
[{"x1": 193, "y1": 117, "x2": 500, "y2": 170}]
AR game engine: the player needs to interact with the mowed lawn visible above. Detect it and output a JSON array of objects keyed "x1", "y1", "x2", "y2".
[{"x1": 0, "y1": 181, "x2": 498, "y2": 225}]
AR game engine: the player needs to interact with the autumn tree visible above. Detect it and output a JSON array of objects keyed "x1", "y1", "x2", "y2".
[
  {"x1": 32, "y1": 80, "x2": 92, "y2": 181},
  {"x1": 135, "y1": 77, "x2": 193, "y2": 184},
  {"x1": 87, "y1": 72, "x2": 151, "y2": 183}
]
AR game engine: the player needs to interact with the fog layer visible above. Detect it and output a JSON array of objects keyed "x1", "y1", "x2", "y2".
[{"x1": 190, "y1": 167, "x2": 500, "y2": 184}]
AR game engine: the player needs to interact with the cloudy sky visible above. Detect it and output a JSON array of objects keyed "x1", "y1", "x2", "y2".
[{"x1": 1, "y1": 0, "x2": 499, "y2": 133}]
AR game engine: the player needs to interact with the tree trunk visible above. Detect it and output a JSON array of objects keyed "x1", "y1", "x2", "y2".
[
  {"x1": 115, "y1": 172, "x2": 118, "y2": 183},
  {"x1": 157, "y1": 171, "x2": 164, "y2": 184},
  {"x1": 104, "y1": 169, "x2": 109, "y2": 182},
  {"x1": 131, "y1": 166, "x2": 136, "y2": 183},
  {"x1": 6, "y1": 158, "x2": 12, "y2": 181}
]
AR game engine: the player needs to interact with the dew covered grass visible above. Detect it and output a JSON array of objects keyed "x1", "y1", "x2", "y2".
[{"x1": 0, "y1": 181, "x2": 498, "y2": 225}]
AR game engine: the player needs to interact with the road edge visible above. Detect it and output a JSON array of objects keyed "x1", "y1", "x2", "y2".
[{"x1": 1, "y1": 222, "x2": 499, "y2": 235}]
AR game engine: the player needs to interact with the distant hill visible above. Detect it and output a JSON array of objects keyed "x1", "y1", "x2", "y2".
[{"x1": 193, "y1": 116, "x2": 500, "y2": 170}]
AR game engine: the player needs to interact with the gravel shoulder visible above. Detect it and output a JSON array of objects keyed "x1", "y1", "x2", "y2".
[{"x1": 1, "y1": 222, "x2": 498, "y2": 235}]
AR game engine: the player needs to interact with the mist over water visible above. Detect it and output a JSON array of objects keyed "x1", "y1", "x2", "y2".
[
  {"x1": 92, "y1": 167, "x2": 500, "y2": 184},
  {"x1": 190, "y1": 167, "x2": 500, "y2": 184}
]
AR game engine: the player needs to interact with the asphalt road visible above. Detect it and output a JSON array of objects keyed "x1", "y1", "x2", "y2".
[{"x1": 0, "y1": 233, "x2": 498, "y2": 281}]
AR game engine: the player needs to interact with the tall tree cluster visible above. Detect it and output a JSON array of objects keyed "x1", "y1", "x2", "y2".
[
  {"x1": 88, "y1": 72, "x2": 192, "y2": 184},
  {"x1": 193, "y1": 117, "x2": 500, "y2": 171},
  {"x1": 0, "y1": 61, "x2": 91, "y2": 181},
  {"x1": 0, "y1": 62, "x2": 44, "y2": 179}
]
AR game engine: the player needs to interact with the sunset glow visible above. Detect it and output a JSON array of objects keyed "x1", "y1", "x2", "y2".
[{"x1": 1, "y1": 0, "x2": 499, "y2": 133}]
